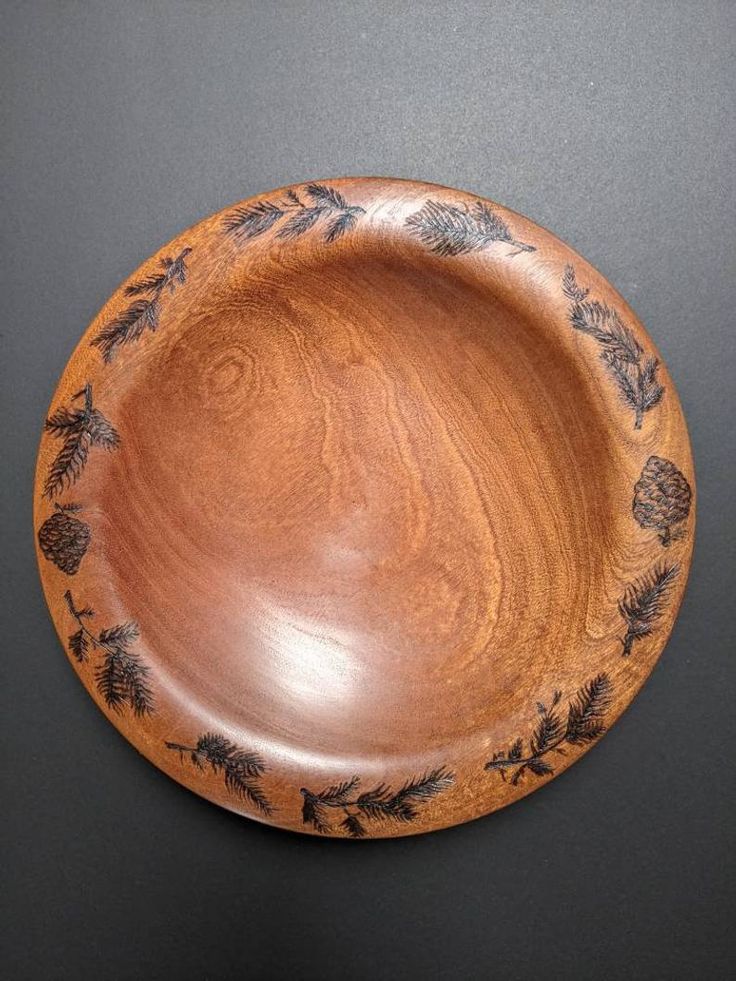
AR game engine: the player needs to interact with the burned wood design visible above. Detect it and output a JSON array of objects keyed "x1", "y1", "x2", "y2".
[{"x1": 486, "y1": 674, "x2": 613, "y2": 784}]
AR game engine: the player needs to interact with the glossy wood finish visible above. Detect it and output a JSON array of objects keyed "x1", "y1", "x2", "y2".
[{"x1": 34, "y1": 178, "x2": 695, "y2": 837}]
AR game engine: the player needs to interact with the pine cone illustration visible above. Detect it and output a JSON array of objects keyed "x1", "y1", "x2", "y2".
[
  {"x1": 632, "y1": 456, "x2": 692, "y2": 546},
  {"x1": 38, "y1": 503, "x2": 91, "y2": 574}
]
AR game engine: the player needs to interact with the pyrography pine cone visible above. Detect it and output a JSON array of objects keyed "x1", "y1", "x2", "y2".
[
  {"x1": 632, "y1": 456, "x2": 692, "y2": 546},
  {"x1": 37, "y1": 503, "x2": 91, "y2": 574}
]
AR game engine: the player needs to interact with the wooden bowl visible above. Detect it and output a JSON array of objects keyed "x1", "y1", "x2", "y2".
[{"x1": 34, "y1": 178, "x2": 694, "y2": 837}]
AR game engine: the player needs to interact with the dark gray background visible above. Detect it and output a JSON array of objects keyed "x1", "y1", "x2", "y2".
[{"x1": 2, "y1": 2, "x2": 734, "y2": 979}]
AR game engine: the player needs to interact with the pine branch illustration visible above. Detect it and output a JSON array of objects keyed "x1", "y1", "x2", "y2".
[
  {"x1": 564, "y1": 674, "x2": 614, "y2": 742},
  {"x1": 64, "y1": 590, "x2": 153, "y2": 715},
  {"x1": 313, "y1": 777, "x2": 361, "y2": 804},
  {"x1": 570, "y1": 301, "x2": 642, "y2": 363},
  {"x1": 276, "y1": 183, "x2": 365, "y2": 242},
  {"x1": 357, "y1": 768, "x2": 456, "y2": 823},
  {"x1": 638, "y1": 357, "x2": 665, "y2": 414},
  {"x1": 619, "y1": 563, "x2": 679, "y2": 656},
  {"x1": 44, "y1": 405, "x2": 87, "y2": 436},
  {"x1": 68, "y1": 629, "x2": 88, "y2": 662},
  {"x1": 94, "y1": 649, "x2": 123, "y2": 708},
  {"x1": 92, "y1": 299, "x2": 159, "y2": 362},
  {"x1": 224, "y1": 185, "x2": 365, "y2": 244},
  {"x1": 277, "y1": 206, "x2": 323, "y2": 239},
  {"x1": 299, "y1": 777, "x2": 360, "y2": 833},
  {"x1": 405, "y1": 199, "x2": 535, "y2": 257},
  {"x1": 95, "y1": 647, "x2": 152, "y2": 717},
  {"x1": 601, "y1": 352, "x2": 665, "y2": 429},
  {"x1": 562, "y1": 266, "x2": 664, "y2": 428},
  {"x1": 300, "y1": 792, "x2": 331, "y2": 834},
  {"x1": 43, "y1": 385, "x2": 119, "y2": 498},
  {"x1": 300, "y1": 768, "x2": 455, "y2": 837},
  {"x1": 43, "y1": 429, "x2": 89, "y2": 500},
  {"x1": 341, "y1": 813, "x2": 367, "y2": 838},
  {"x1": 486, "y1": 675, "x2": 613, "y2": 784},
  {"x1": 223, "y1": 201, "x2": 285, "y2": 238},
  {"x1": 86, "y1": 409, "x2": 120, "y2": 448},
  {"x1": 305, "y1": 182, "x2": 350, "y2": 210},
  {"x1": 165, "y1": 733, "x2": 272, "y2": 814},
  {"x1": 325, "y1": 208, "x2": 361, "y2": 243},
  {"x1": 529, "y1": 691, "x2": 564, "y2": 757},
  {"x1": 124, "y1": 272, "x2": 168, "y2": 296},
  {"x1": 91, "y1": 248, "x2": 191, "y2": 362},
  {"x1": 561, "y1": 264, "x2": 590, "y2": 302},
  {"x1": 99, "y1": 622, "x2": 140, "y2": 646}
]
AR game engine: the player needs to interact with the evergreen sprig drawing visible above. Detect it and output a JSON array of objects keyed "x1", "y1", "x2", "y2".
[
  {"x1": 632, "y1": 456, "x2": 692, "y2": 546},
  {"x1": 43, "y1": 383, "x2": 119, "y2": 498},
  {"x1": 619, "y1": 563, "x2": 679, "y2": 656},
  {"x1": 165, "y1": 733, "x2": 272, "y2": 815},
  {"x1": 486, "y1": 674, "x2": 613, "y2": 785},
  {"x1": 91, "y1": 247, "x2": 192, "y2": 362},
  {"x1": 301, "y1": 768, "x2": 455, "y2": 838},
  {"x1": 64, "y1": 590, "x2": 153, "y2": 716},
  {"x1": 562, "y1": 264, "x2": 664, "y2": 429},
  {"x1": 404, "y1": 199, "x2": 536, "y2": 257},
  {"x1": 224, "y1": 184, "x2": 365, "y2": 243}
]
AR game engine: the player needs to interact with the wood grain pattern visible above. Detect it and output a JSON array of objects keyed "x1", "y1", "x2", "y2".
[{"x1": 33, "y1": 178, "x2": 695, "y2": 837}]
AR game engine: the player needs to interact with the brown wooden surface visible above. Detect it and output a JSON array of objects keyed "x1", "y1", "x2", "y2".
[{"x1": 33, "y1": 177, "x2": 695, "y2": 837}]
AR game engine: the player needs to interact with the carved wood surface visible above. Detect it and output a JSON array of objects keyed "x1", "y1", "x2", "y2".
[{"x1": 34, "y1": 178, "x2": 695, "y2": 836}]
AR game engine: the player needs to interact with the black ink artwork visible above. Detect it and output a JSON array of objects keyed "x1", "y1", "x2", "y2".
[
  {"x1": 43, "y1": 383, "x2": 119, "y2": 498},
  {"x1": 64, "y1": 590, "x2": 153, "y2": 716},
  {"x1": 224, "y1": 184, "x2": 365, "y2": 244},
  {"x1": 562, "y1": 265, "x2": 664, "y2": 429},
  {"x1": 404, "y1": 199, "x2": 535, "y2": 257},
  {"x1": 619, "y1": 563, "x2": 679, "y2": 657},
  {"x1": 38, "y1": 503, "x2": 91, "y2": 574},
  {"x1": 165, "y1": 733, "x2": 272, "y2": 815},
  {"x1": 486, "y1": 674, "x2": 613, "y2": 784},
  {"x1": 92, "y1": 247, "x2": 192, "y2": 362},
  {"x1": 633, "y1": 455, "x2": 692, "y2": 546},
  {"x1": 300, "y1": 768, "x2": 455, "y2": 838}
]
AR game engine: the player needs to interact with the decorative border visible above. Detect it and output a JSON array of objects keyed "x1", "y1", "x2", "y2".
[
  {"x1": 405, "y1": 198, "x2": 535, "y2": 257},
  {"x1": 35, "y1": 180, "x2": 694, "y2": 836},
  {"x1": 43, "y1": 383, "x2": 119, "y2": 499},
  {"x1": 562, "y1": 265, "x2": 664, "y2": 429},
  {"x1": 64, "y1": 590, "x2": 153, "y2": 716},
  {"x1": 300, "y1": 769, "x2": 455, "y2": 838},
  {"x1": 619, "y1": 563, "x2": 680, "y2": 657},
  {"x1": 486, "y1": 675, "x2": 613, "y2": 784},
  {"x1": 92, "y1": 248, "x2": 192, "y2": 363},
  {"x1": 165, "y1": 733, "x2": 272, "y2": 815},
  {"x1": 224, "y1": 183, "x2": 365, "y2": 243}
]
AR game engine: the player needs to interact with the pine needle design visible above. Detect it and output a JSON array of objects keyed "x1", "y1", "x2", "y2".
[
  {"x1": 632, "y1": 456, "x2": 692, "y2": 546},
  {"x1": 43, "y1": 383, "x2": 119, "y2": 498},
  {"x1": 64, "y1": 590, "x2": 153, "y2": 716},
  {"x1": 300, "y1": 768, "x2": 455, "y2": 838},
  {"x1": 165, "y1": 734, "x2": 272, "y2": 815},
  {"x1": 224, "y1": 184, "x2": 365, "y2": 244},
  {"x1": 91, "y1": 247, "x2": 192, "y2": 362},
  {"x1": 562, "y1": 264, "x2": 664, "y2": 429},
  {"x1": 486, "y1": 674, "x2": 613, "y2": 785},
  {"x1": 619, "y1": 563, "x2": 679, "y2": 657},
  {"x1": 404, "y1": 199, "x2": 535, "y2": 257}
]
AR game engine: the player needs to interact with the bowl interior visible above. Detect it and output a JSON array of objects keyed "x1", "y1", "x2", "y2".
[{"x1": 86, "y1": 245, "x2": 621, "y2": 766}]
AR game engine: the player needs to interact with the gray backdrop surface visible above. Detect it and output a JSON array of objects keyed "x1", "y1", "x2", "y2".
[{"x1": 2, "y1": 2, "x2": 734, "y2": 979}]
